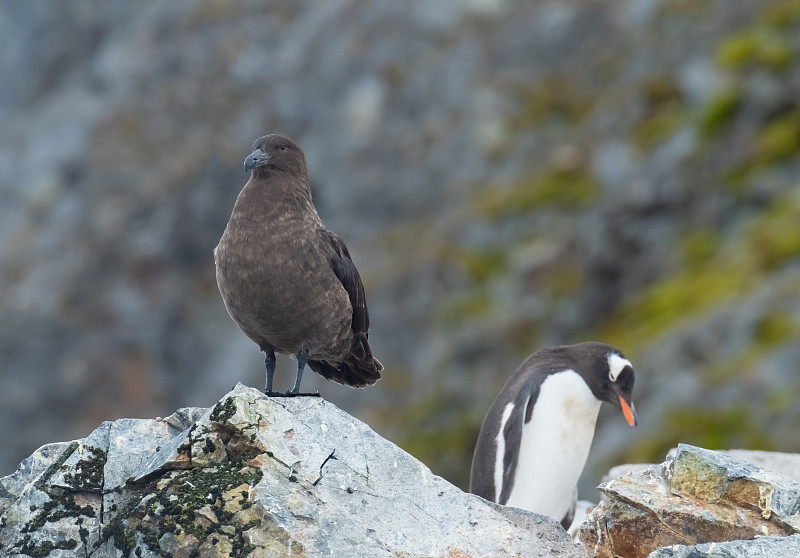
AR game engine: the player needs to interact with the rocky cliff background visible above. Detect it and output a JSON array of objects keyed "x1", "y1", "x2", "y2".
[{"x1": 1, "y1": 0, "x2": 799, "y2": 498}]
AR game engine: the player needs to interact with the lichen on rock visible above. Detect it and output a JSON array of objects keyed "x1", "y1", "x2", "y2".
[{"x1": 1, "y1": 384, "x2": 583, "y2": 558}]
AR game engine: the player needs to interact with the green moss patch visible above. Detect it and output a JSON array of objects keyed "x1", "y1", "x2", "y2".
[
  {"x1": 753, "y1": 311, "x2": 796, "y2": 346},
  {"x1": 210, "y1": 396, "x2": 237, "y2": 424},
  {"x1": 632, "y1": 74, "x2": 689, "y2": 149},
  {"x1": 15, "y1": 536, "x2": 78, "y2": 557},
  {"x1": 438, "y1": 288, "x2": 492, "y2": 324},
  {"x1": 21, "y1": 495, "x2": 96, "y2": 535},
  {"x1": 698, "y1": 88, "x2": 742, "y2": 139},
  {"x1": 753, "y1": 110, "x2": 800, "y2": 166},
  {"x1": 601, "y1": 265, "x2": 753, "y2": 349},
  {"x1": 115, "y1": 460, "x2": 266, "y2": 557},
  {"x1": 717, "y1": 28, "x2": 794, "y2": 70},
  {"x1": 476, "y1": 168, "x2": 598, "y2": 218},
  {"x1": 456, "y1": 249, "x2": 507, "y2": 283},
  {"x1": 763, "y1": 0, "x2": 800, "y2": 27},
  {"x1": 633, "y1": 105, "x2": 687, "y2": 149},
  {"x1": 747, "y1": 192, "x2": 800, "y2": 270},
  {"x1": 681, "y1": 229, "x2": 722, "y2": 269},
  {"x1": 64, "y1": 446, "x2": 107, "y2": 492},
  {"x1": 600, "y1": 190, "x2": 800, "y2": 350},
  {"x1": 509, "y1": 76, "x2": 595, "y2": 129}
]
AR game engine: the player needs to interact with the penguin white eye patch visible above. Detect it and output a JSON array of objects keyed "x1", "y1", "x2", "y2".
[{"x1": 607, "y1": 353, "x2": 632, "y2": 382}]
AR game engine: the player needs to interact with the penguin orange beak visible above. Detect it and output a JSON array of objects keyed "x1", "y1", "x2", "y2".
[{"x1": 618, "y1": 394, "x2": 638, "y2": 427}]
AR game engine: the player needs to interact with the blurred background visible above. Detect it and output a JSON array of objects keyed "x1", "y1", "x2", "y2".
[{"x1": 1, "y1": 0, "x2": 799, "y2": 502}]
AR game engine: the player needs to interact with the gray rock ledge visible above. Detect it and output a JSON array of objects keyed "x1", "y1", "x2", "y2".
[
  {"x1": 647, "y1": 534, "x2": 800, "y2": 557},
  {"x1": 0, "y1": 384, "x2": 584, "y2": 558}
]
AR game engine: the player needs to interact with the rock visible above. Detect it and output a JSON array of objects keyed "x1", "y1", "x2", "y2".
[
  {"x1": 669, "y1": 445, "x2": 800, "y2": 529},
  {"x1": 579, "y1": 444, "x2": 800, "y2": 558},
  {"x1": 567, "y1": 500, "x2": 597, "y2": 539},
  {"x1": 647, "y1": 534, "x2": 800, "y2": 558},
  {"x1": 604, "y1": 448, "x2": 800, "y2": 486},
  {"x1": 603, "y1": 463, "x2": 654, "y2": 484},
  {"x1": 0, "y1": 384, "x2": 585, "y2": 558},
  {"x1": 721, "y1": 450, "x2": 800, "y2": 484}
]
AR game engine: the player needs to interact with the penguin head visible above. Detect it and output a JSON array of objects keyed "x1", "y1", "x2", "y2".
[{"x1": 576, "y1": 343, "x2": 638, "y2": 427}]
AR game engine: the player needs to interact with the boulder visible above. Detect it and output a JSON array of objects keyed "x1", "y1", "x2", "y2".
[
  {"x1": 720, "y1": 449, "x2": 800, "y2": 484},
  {"x1": 647, "y1": 534, "x2": 800, "y2": 557},
  {"x1": 604, "y1": 448, "x2": 800, "y2": 485},
  {"x1": 0, "y1": 384, "x2": 585, "y2": 558},
  {"x1": 579, "y1": 444, "x2": 800, "y2": 558}
]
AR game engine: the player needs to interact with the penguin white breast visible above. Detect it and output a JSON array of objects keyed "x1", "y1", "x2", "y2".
[{"x1": 504, "y1": 369, "x2": 602, "y2": 521}]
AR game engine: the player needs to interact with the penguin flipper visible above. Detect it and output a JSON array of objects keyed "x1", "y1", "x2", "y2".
[{"x1": 496, "y1": 381, "x2": 541, "y2": 504}]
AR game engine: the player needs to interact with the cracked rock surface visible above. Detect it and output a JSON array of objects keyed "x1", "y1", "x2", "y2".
[
  {"x1": 0, "y1": 384, "x2": 584, "y2": 557},
  {"x1": 579, "y1": 444, "x2": 800, "y2": 558}
]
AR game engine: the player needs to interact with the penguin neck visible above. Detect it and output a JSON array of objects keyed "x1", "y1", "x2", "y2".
[{"x1": 504, "y1": 370, "x2": 602, "y2": 522}]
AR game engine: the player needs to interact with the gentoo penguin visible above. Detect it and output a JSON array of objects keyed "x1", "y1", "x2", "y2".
[{"x1": 469, "y1": 341, "x2": 637, "y2": 529}]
